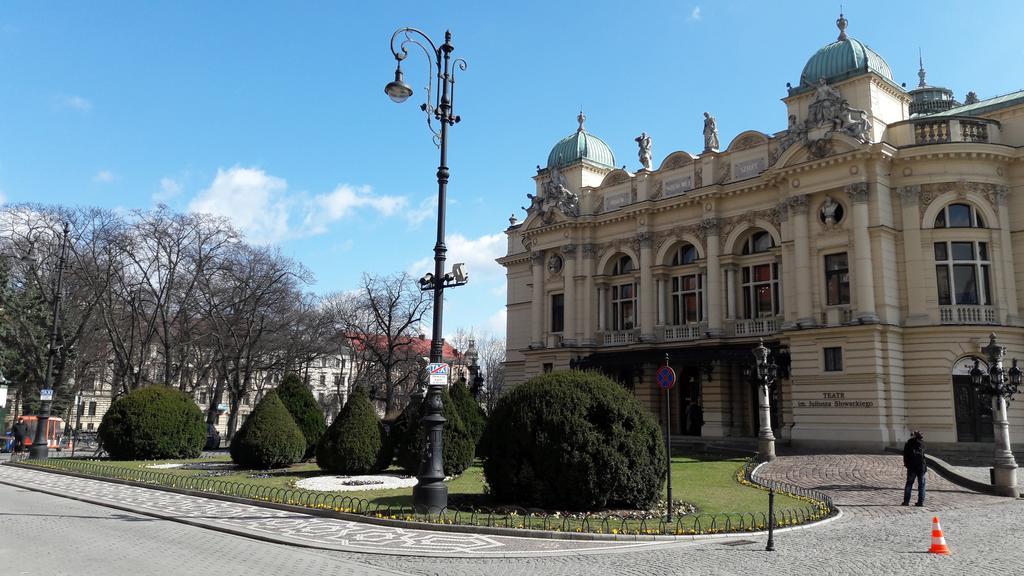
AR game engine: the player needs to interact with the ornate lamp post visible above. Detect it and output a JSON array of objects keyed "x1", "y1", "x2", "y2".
[
  {"x1": 969, "y1": 333, "x2": 1021, "y2": 497},
  {"x1": 386, "y1": 27, "x2": 468, "y2": 513},
  {"x1": 751, "y1": 338, "x2": 779, "y2": 462},
  {"x1": 29, "y1": 222, "x2": 70, "y2": 460}
]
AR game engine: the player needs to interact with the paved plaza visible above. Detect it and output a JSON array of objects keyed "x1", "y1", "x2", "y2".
[{"x1": 2, "y1": 455, "x2": 1023, "y2": 575}]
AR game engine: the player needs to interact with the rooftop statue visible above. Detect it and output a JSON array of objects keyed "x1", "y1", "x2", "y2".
[
  {"x1": 703, "y1": 112, "x2": 719, "y2": 152},
  {"x1": 635, "y1": 132, "x2": 653, "y2": 170},
  {"x1": 524, "y1": 166, "x2": 580, "y2": 223}
]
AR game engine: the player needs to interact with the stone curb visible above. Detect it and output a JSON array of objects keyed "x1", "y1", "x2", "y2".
[
  {"x1": 881, "y1": 447, "x2": 1020, "y2": 498},
  {"x1": 1, "y1": 461, "x2": 842, "y2": 556}
]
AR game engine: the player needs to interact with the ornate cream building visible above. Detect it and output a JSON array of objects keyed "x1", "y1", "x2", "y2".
[{"x1": 499, "y1": 15, "x2": 1024, "y2": 448}]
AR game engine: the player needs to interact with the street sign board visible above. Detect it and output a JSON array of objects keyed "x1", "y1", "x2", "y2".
[
  {"x1": 40, "y1": 389, "x2": 54, "y2": 401},
  {"x1": 427, "y1": 363, "x2": 450, "y2": 386},
  {"x1": 656, "y1": 366, "x2": 676, "y2": 390}
]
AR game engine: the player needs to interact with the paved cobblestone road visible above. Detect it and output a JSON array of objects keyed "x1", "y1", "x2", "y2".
[{"x1": 4, "y1": 455, "x2": 1023, "y2": 575}]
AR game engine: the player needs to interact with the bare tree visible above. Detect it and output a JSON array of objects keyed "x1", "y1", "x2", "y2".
[{"x1": 328, "y1": 272, "x2": 429, "y2": 418}]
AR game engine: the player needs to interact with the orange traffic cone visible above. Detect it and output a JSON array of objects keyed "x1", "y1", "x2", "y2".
[{"x1": 929, "y1": 516, "x2": 950, "y2": 555}]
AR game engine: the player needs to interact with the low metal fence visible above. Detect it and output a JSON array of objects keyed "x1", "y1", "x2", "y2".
[{"x1": 19, "y1": 457, "x2": 835, "y2": 536}]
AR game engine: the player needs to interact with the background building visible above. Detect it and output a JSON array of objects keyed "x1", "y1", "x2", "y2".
[{"x1": 500, "y1": 14, "x2": 1024, "y2": 448}]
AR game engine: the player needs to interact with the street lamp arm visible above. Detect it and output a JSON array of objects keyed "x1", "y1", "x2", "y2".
[{"x1": 389, "y1": 27, "x2": 443, "y2": 141}]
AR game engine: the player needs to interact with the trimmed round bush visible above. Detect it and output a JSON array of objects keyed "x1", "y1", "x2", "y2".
[
  {"x1": 481, "y1": 370, "x2": 666, "y2": 511},
  {"x1": 316, "y1": 387, "x2": 387, "y2": 474},
  {"x1": 449, "y1": 379, "x2": 486, "y2": 449},
  {"x1": 230, "y1": 391, "x2": 305, "y2": 469},
  {"x1": 395, "y1": 387, "x2": 475, "y2": 477},
  {"x1": 275, "y1": 373, "x2": 327, "y2": 459},
  {"x1": 98, "y1": 386, "x2": 205, "y2": 460}
]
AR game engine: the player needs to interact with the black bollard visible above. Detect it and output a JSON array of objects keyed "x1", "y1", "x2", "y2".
[{"x1": 766, "y1": 488, "x2": 776, "y2": 551}]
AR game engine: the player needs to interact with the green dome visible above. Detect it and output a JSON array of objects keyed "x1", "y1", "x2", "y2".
[
  {"x1": 799, "y1": 14, "x2": 894, "y2": 89},
  {"x1": 546, "y1": 112, "x2": 615, "y2": 170}
]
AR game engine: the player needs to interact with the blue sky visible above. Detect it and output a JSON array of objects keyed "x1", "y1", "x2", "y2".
[{"x1": 2, "y1": 1, "x2": 1021, "y2": 340}]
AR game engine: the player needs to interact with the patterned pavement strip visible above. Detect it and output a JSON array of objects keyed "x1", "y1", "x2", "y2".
[{"x1": 0, "y1": 464, "x2": 762, "y2": 559}]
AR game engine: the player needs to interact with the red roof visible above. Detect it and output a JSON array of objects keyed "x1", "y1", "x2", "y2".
[{"x1": 347, "y1": 334, "x2": 462, "y2": 360}]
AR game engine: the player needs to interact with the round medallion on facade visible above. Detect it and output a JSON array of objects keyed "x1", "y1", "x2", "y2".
[
  {"x1": 849, "y1": 165, "x2": 859, "y2": 175},
  {"x1": 903, "y1": 167, "x2": 913, "y2": 177},
  {"x1": 547, "y1": 254, "x2": 563, "y2": 274},
  {"x1": 791, "y1": 178, "x2": 800, "y2": 188},
  {"x1": 820, "y1": 196, "x2": 844, "y2": 226}
]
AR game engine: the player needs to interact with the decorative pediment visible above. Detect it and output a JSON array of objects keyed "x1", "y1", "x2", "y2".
[
  {"x1": 601, "y1": 169, "x2": 632, "y2": 187},
  {"x1": 658, "y1": 151, "x2": 698, "y2": 172},
  {"x1": 727, "y1": 131, "x2": 769, "y2": 152}
]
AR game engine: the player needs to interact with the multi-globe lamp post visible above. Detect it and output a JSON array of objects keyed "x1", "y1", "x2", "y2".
[
  {"x1": 385, "y1": 27, "x2": 469, "y2": 513},
  {"x1": 969, "y1": 333, "x2": 1021, "y2": 496},
  {"x1": 751, "y1": 338, "x2": 779, "y2": 462},
  {"x1": 29, "y1": 222, "x2": 70, "y2": 461}
]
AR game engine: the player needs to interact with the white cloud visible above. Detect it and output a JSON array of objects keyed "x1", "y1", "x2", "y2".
[
  {"x1": 188, "y1": 166, "x2": 405, "y2": 245},
  {"x1": 93, "y1": 170, "x2": 116, "y2": 183},
  {"x1": 303, "y1": 184, "x2": 406, "y2": 235},
  {"x1": 690, "y1": 6, "x2": 701, "y2": 20},
  {"x1": 153, "y1": 177, "x2": 182, "y2": 204},
  {"x1": 55, "y1": 94, "x2": 93, "y2": 111},
  {"x1": 405, "y1": 196, "x2": 436, "y2": 227},
  {"x1": 189, "y1": 166, "x2": 291, "y2": 244},
  {"x1": 409, "y1": 232, "x2": 506, "y2": 281}
]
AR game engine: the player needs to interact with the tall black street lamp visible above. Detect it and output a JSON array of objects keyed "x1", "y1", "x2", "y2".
[
  {"x1": 969, "y1": 333, "x2": 1021, "y2": 497},
  {"x1": 386, "y1": 28, "x2": 468, "y2": 513},
  {"x1": 29, "y1": 222, "x2": 70, "y2": 460},
  {"x1": 750, "y1": 338, "x2": 778, "y2": 462}
]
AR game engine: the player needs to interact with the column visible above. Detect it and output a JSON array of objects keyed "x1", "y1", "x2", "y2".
[
  {"x1": 582, "y1": 244, "x2": 596, "y2": 345},
  {"x1": 898, "y1": 185, "x2": 928, "y2": 325},
  {"x1": 530, "y1": 251, "x2": 545, "y2": 347},
  {"x1": 597, "y1": 284, "x2": 608, "y2": 332},
  {"x1": 846, "y1": 183, "x2": 878, "y2": 322},
  {"x1": 995, "y1": 187, "x2": 1021, "y2": 324},
  {"x1": 704, "y1": 218, "x2": 724, "y2": 335},
  {"x1": 656, "y1": 275, "x2": 667, "y2": 326},
  {"x1": 789, "y1": 195, "x2": 814, "y2": 325},
  {"x1": 639, "y1": 233, "x2": 655, "y2": 339},
  {"x1": 561, "y1": 244, "x2": 577, "y2": 345},
  {"x1": 725, "y1": 266, "x2": 737, "y2": 320}
]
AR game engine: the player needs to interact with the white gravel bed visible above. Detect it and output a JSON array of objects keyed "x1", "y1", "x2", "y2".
[
  {"x1": 145, "y1": 463, "x2": 184, "y2": 469},
  {"x1": 295, "y1": 474, "x2": 418, "y2": 492}
]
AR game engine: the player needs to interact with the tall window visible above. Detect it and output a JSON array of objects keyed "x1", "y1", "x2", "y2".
[
  {"x1": 611, "y1": 255, "x2": 636, "y2": 330},
  {"x1": 824, "y1": 253, "x2": 850, "y2": 306},
  {"x1": 319, "y1": 373, "x2": 326, "y2": 388},
  {"x1": 88, "y1": 401, "x2": 97, "y2": 416},
  {"x1": 824, "y1": 347, "x2": 844, "y2": 372},
  {"x1": 671, "y1": 274, "x2": 702, "y2": 324},
  {"x1": 742, "y1": 263, "x2": 780, "y2": 318},
  {"x1": 551, "y1": 293, "x2": 565, "y2": 332},
  {"x1": 934, "y1": 203, "x2": 985, "y2": 228},
  {"x1": 935, "y1": 241, "x2": 992, "y2": 305}
]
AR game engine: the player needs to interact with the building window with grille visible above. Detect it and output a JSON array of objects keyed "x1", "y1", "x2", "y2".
[
  {"x1": 824, "y1": 253, "x2": 850, "y2": 306},
  {"x1": 935, "y1": 241, "x2": 991, "y2": 305},
  {"x1": 934, "y1": 203, "x2": 985, "y2": 228},
  {"x1": 824, "y1": 347, "x2": 843, "y2": 372},
  {"x1": 611, "y1": 283, "x2": 636, "y2": 330},
  {"x1": 742, "y1": 263, "x2": 780, "y2": 318},
  {"x1": 87, "y1": 422, "x2": 94, "y2": 431},
  {"x1": 88, "y1": 401, "x2": 97, "y2": 416},
  {"x1": 671, "y1": 274, "x2": 702, "y2": 324},
  {"x1": 551, "y1": 293, "x2": 565, "y2": 333}
]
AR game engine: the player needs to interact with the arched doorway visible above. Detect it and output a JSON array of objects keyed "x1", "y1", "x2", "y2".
[{"x1": 952, "y1": 357, "x2": 994, "y2": 443}]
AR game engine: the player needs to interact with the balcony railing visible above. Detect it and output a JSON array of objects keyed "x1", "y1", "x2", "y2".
[
  {"x1": 663, "y1": 322, "x2": 707, "y2": 342},
  {"x1": 733, "y1": 316, "x2": 782, "y2": 337},
  {"x1": 939, "y1": 305, "x2": 998, "y2": 325},
  {"x1": 914, "y1": 120, "x2": 950, "y2": 144},
  {"x1": 601, "y1": 329, "x2": 639, "y2": 346},
  {"x1": 820, "y1": 306, "x2": 854, "y2": 327}
]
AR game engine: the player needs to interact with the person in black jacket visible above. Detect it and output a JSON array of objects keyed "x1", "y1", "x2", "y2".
[
  {"x1": 11, "y1": 418, "x2": 28, "y2": 454},
  {"x1": 902, "y1": 430, "x2": 927, "y2": 506}
]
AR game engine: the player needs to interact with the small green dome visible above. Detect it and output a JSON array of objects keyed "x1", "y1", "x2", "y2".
[
  {"x1": 546, "y1": 112, "x2": 616, "y2": 170},
  {"x1": 799, "y1": 14, "x2": 894, "y2": 88}
]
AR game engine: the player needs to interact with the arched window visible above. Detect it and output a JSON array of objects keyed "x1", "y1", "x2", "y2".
[
  {"x1": 611, "y1": 255, "x2": 635, "y2": 330},
  {"x1": 741, "y1": 231, "x2": 775, "y2": 255},
  {"x1": 671, "y1": 244, "x2": 699, "y2": 266},
  {"x1": 934, "y1": 203, "x2": 985, "y2": 228}
]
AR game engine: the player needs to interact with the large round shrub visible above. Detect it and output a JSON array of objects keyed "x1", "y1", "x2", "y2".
[
  {"x1": 98, "y1": 386, "x2": 205, "y2": 460},
  {"x1": 230, "y1": 391, "x2": 305, "y2": 469},
  {"x1": 395, "y1": 387, "x2": 475, "y2": 477},
  {"x1": 316, "y1": 387, "x2": 388, "y2": 474},
  {"x1": 275, "y1": 373, "x2": 327, "y2": 459},
  {"x1": 481, "y1": 370, "x2": 665, "y2": 511}
]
